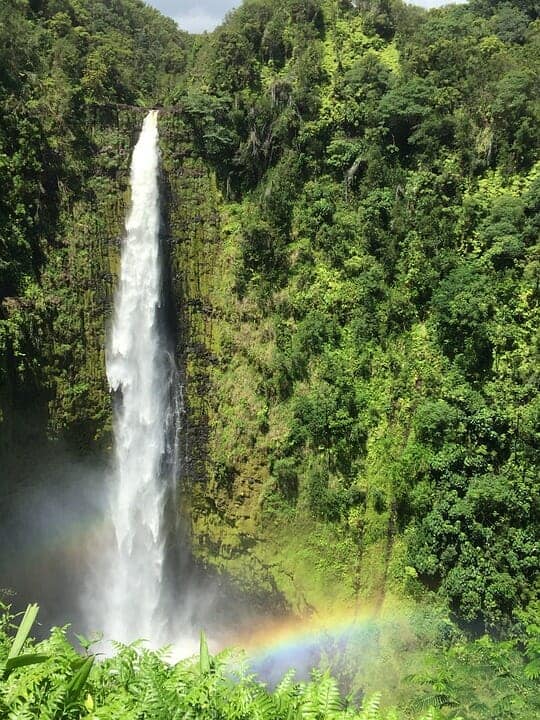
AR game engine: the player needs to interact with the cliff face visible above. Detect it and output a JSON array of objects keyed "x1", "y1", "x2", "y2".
[
  {"x1": 156, "y1": 115, "x2": 393, "y2": 615},
  {"x1": 0, "y1": 0, "x2": 190, "y2": 477},
  {"x1": 160, "y1": 117, "x2": 294, "y2": 607},
  {"x1": 162, "y1": 0, "x2": 540, "y2": 628},
  {"x1": 2, "y1": 0, "x2": 539, "y2": 631},
  {"x1": 1, "y1": 111, "x2": 134, "y2": 472}
]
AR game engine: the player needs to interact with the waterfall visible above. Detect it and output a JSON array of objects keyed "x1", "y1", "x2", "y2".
[{"x1": 101, "y1": 110, "x2": 177, "y2": 646}]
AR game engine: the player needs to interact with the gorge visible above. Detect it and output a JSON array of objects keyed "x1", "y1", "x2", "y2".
[{"x1": 0, "y1": 0, "x2": 539, "y2": 717}]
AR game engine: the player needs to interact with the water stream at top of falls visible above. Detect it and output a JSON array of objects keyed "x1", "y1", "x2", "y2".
[{"x1": 101, "y1": 110, "x2": 177, "y2": 646}]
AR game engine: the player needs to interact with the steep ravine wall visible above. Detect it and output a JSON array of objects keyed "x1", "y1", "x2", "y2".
[
  {"x1": 159, "y1": 117, "x2": 311, "y2": 613},
  {"x1": 0, "y1": 110, "x2": 140, "y2": 486},
  {"x1": 159, "y1": 117, "x2": 274, "y2": 599},
  {"x1": 1, "y1": 109, "x2": 389, "y2": 618},
  {"x1": 160, "y1": 118, "x2": 383, "y2": 618}
]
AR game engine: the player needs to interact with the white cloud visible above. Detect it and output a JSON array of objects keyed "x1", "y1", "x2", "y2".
[
  {"x1": 174, "y1": 10, "x2": 223, "y2": 33},
  {"x1": 146, "y1": 1, "x2": 238, "y2": 32}
]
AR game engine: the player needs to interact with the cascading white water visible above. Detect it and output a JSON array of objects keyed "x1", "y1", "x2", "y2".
[{"x1": 103, "y1": 110, "x2": 172, "y2": 645}]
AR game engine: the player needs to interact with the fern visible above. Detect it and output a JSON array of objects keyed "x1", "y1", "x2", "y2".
[
  {"x1": 359, "y1": 693, "x2": 381, "y2": 720},
  {"x1": 1, "y1": 602, "x2": 537, "y2": 720},
  {"x1": 317, "y1": 675, "x2": 343, "y2": 716},
  {"x1": 417, "y1": 709, "x2": 442, "y2": 720},
  {"x1": 199, "y1": 631, "x2": 211, "y2": 675}
]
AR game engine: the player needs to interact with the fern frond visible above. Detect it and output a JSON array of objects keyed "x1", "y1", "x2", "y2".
[
  {"x1": 317, "y1": 675, "x2": 342, "y2": 715},
  {"x1": 359, "y1": 692, "x2": 381, "y2": 719}
]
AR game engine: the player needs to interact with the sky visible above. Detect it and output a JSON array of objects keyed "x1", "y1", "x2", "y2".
[{"x1": 147, "y1": 1, "x2": 464, "y2": 34}]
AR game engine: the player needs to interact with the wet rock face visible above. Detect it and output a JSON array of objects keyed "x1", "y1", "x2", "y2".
[
  {"x1": 159, "y1": 121, "x2": 274, "y2": 599},
  {"x1": 161, "y1": 156, "x2": 221, "y2": 487}
]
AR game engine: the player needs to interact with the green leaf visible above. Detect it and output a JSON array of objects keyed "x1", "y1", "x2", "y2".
[
  {"x1": 524, "y1": 657, "x2": 540, "y2": 680},
  {"x1": 4, "y1": 653, "x2": 49, "y2": 677},
  {"x1": 199, "y1": 630, "x2": 211, "y2": 675},
  {"x1": 74, "y1": 632, "x2": 96, "y2": 651},
  {"x1": 8, "y1": 603, "x2": 39, "y2": 659},
  {"x1": 64, "y1": 655, "x2": 95, "y2": 707}
]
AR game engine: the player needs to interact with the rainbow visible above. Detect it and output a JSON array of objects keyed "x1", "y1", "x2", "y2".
[{"x1": 229, "y1": 608, "x2": 402, "y2": 683}]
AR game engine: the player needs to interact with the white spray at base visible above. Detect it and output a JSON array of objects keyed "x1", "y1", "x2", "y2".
[{"x1": 101, "y1": 110, "x2": 176, "y2": 647}]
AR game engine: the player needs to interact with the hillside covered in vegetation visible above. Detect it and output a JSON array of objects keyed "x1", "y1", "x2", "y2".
[
  {"x1": 0, "y1": 0, "x2": 539, "y2": 717},
  {"x1": 173, "y1": 0, "x2": 540, "y2": 633}
]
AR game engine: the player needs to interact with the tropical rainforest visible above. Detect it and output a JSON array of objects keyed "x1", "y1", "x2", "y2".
[{"x1": 0, "y1": 0, "x2": 539, "y2": 717}]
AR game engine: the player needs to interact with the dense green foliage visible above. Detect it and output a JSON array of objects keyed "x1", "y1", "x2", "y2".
[
  {"x1": 173, "y1": 0, "x2": 540, "y2": 635},
  {"x1": 0, "y1": 0, "x2": 189, "y2": 453},
  {"x1": 0, "y1": 604, "x2": 433, "y2": 719},
  {"x1": 1, "y1": 0, "x2": 539, "y2": 716},
  {"x1": 1, "y1": 603, "x2": 539, "y2": 719},
  {"x1": 0, "y1": 0, "x2": 187, "y2": 297}
]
